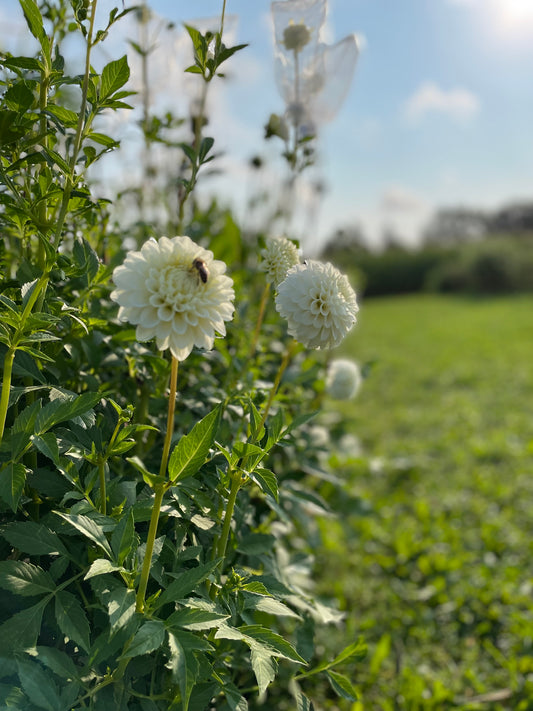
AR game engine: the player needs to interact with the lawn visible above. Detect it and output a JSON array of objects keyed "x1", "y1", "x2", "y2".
[{"x1": 316, "y1": 294, "x2": 533, "y2": 709}]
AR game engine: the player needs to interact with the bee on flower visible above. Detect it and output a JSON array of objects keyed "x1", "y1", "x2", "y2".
[{"x1": 111, "y1": 235, "x2": 235, "y2": 361}]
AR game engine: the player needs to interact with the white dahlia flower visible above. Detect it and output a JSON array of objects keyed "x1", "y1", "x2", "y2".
[
  {"x1": 326, "y1": 358, "x2": 362, "y2": 400},
  {"x1": 111, "y1": 236, "x2": 235, "y2": 361},
  {"x1": 275, "y1": 260, "x2": 358, "y2": 349},
  {"x1": 260, "y1": 236, "x2": 300, "y2": 286}
]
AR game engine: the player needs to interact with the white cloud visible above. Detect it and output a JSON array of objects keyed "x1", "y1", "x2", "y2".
[
  {"x1": 380, "y1": 185, "x2": 427, "y2": 212},
  {"x1": 404, "y1": 82, "x2": 480, "y2": 123}
]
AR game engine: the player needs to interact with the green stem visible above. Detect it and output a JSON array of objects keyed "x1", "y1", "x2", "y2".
[
  {"x1": 135, "y1": 483, "x2": 165, "y2": 613},
  {"x1": 248, "y1": 281, "x2": 271, "y2": 360},
  {"x1": 97, "y1": 455, "x2": 106, "y2": 515},
  {"x1": 258, "y1": 340, "x2": 297, "y2": 432},
  {"x1": 216, "y1": 467, "x2": 242, "y2": 560},
  {"x1": 135, "y1": 356, "x2": 179, "y2": 613},
  {"x1": 0, "y1": 347, "x2": 15, "y2": 442}
]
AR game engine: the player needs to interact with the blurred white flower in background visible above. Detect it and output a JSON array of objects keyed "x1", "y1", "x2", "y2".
[
  {"x1": 260, "y1": 236, "x2": 301, "y2": 286},
  {"x1": 271, "y1": 0, "x2": 359, "y2": 136},
  {"x1": 111, "y1": 236, "x2": 235, "y2": 360},
  {"x1": 326, "y1": 358, "x2": 362, "y2": 400},
  {"x1": 275, "y1": 260, "x2": 358, "y2": 348}
]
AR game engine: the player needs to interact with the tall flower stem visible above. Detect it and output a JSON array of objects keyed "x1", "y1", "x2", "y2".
[
  {"x1": 136, "y1": 357, "x2": 179, "y2": 613},
  {"x1": 216, "y1": 467, "x2": 241, "y2": 561},
  {"x1": 258, "y1": 339, "x2": 298, "y2": 432},
  {"x1": 247, "y1": 282, "x2": 271, "y2": 360}
]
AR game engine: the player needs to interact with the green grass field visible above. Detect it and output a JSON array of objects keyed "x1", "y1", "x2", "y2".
[{"x1": 317, "y1": 294, "x2": 533, "y2": 709}]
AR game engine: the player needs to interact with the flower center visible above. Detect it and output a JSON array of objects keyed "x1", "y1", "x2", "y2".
[{"x1": 151, "y1": 264, "x2": 199, "y2": 310}]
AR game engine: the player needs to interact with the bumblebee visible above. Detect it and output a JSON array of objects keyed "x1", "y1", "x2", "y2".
[{"x1": 192, "y1": 257, "x2": 209, "y2": 284}]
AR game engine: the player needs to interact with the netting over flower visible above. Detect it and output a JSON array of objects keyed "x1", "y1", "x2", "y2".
[
  {"x1": 271, "y1": 0, "x2": 359, "y2": 133},
  {"x1": 326, "y1": 358, "x2": 362, "y2": 400},
  {"x1": 111, "y1": 236, "x2": 235, "y2": 361},
  {"x1": 260, "y1": 236, "x2": 300, "y2": 286},
  {"x1": 275, "y1": 260, "x2": 358, "y2": 349}
]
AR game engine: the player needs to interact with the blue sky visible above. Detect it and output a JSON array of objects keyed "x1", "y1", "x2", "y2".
[{"x1": 2, "y1": 0, "x2": 533, "y2": 253}]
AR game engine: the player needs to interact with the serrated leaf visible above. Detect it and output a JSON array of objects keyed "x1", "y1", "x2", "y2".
[
  {"x1": 330, "y1": 638, "x2": 367, "y2": 667},
  {"x1": 16, "y1": 657, "x2": 61, "y2": 711},
  {"x1": 31, "y1": 432, "x2": 60, "y2": 465},
  {"x1": 55, "y1": 512, "x2": 113, "y2": 558},
  {"x1": 0, "y1": 560, "x2": 55, "y2": 597},
  {"x1": 84, "y1": 558, "x2": 123, "y2": 580},
  {"x1": 168, "y1": 404, "x2": 222, "y2": 483},
  {"x1": 167, "y1": 631, "x2": 199, "y2": 711},
  {"x1": 239, "y1": 625, "x2": 306, "y2": 664},
  {"x1": 0, "y1": 462, "x2": 27, "y2": 511},
  {"x1": 55, "y1": 590, "x2": 91, "y2": 652},
  {"x1": 0, "y1": 598, "x2": 48, "y2": 651},
  {"x1": 326, "y1": 670, "x2": 358, "y2": 701},
  {"x1": 120, "y1": 619, "x2": 165, "y2": 659},
  {"x1": 19, "y1": 0, "x2": 46, "y2": 44},
  {"x1": 155, "y1": 559, "x2": 221, "y2": 610},
  {"x1": 224, "y1": 684, "x2": 249, "y2": 711},
  {"x1": 1, "y1": 521, "x2": 68, "y2": 556},
  {"x1": 167, "y1": 608, "x2": 229, "y2": 631},
  {"x1": 100, "y1": 55, "x2": 130, "y2": 99},
  {"x1": 107, "y1": 587, "x2": 136, "y2": 634},
  {"x1": 32, "y1": 647, "x2": 79, "y2": 680},
  {"x1": 243, "y1": 594, "x2": 301, "y2": 619},
  {"x1": 35, "y1": 392, "x2": 101, "y2": 434},
  {"x1": 250, "y1": 468, "x2": 279, "y2": 502},
  {"x1": 44, "y1": 104, "x2": 79, "y2": 127},
  {"x1": 249, "y1": 642, "x2": 277, "y2": 695},
  {"x1": 111, "y1": 508, "x2": 135, "y2": 565}
]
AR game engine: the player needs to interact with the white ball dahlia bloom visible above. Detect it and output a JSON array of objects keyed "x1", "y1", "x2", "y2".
[
  {"x1": 326, "y1": 358, "x2": 362, "y2": 400},
  {"x1": 110, "y1": 236, "x2": 235, "y2": 361},
  {"x1": 260, "y1": 236, "x2": 300, "y2": 286},
  {"x1": 275, "y1": 260, "x2": 358, "y2": 349}
]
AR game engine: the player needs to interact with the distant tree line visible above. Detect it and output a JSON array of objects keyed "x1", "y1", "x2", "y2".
[{"x1": 321, "y1": 201, "x2": 533, "y2": 296}]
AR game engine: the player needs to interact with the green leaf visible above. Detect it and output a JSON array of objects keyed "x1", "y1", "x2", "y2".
[
  {"x1": 119, "y1": 619, "x2": 165, "y2": 659},
  {"x1": 167, "y1": 404, "x2": 222, "y2": 483},
  {"x1": 224, "y1": 684, "x2": 249, "y2": 711},
  {"x1": 326, "y1": 671, "x2": 358, "y2": 701},
  {"x1": 0, "y1": 598, "x2": 48, "y2": 651},
  {"x1": 0, "y1": 462, "x2": 27, "y2": 511},
  {"x1": 250, "y1": 468, "x2": 279, "y2": 502},
  {"x1": 44, "y1": 104, "x2": 79, "y2": 128},
  {"x1": 55, "y1": 590, "x2": 91, "y2": 653},
  {"x1": 1, "y1": 521, "x2": 68, "y2": 556},
  {"x1": 31, "y1": 432, "x2": 60, "y2": 466},
  {"x1": 35, "y1": 392, "x2": 101, "y2": 434},
  {"x1": 155, "y1": 560, "x2": 221, "y2": 610},
  {"x1": 55, "y1": 512, "x2": 113, "y2": 558},
  {"x1": 249, "y1": 643, "x2": 277, "y2": 695},
  {"x1": 243, "y1": 594, "x2": 301, "y2": 619},
  {"x1": 239, "y1": 625, "x2": 307, "y2": 664},
  {"x1": 107, "y1": 587, "x2": 136, "y2": 634},
  {"x1": 16, "y1": 657, "x2": 61, "y2": 711},
  {"x1": 84, "y1": 558, "x2": 123, "y2": 580},
  {"x1": 33, "y1": 647, "x2": 79, "y2": 681},
  {"x1": 111, "y1": 508, "x2": 135, "y2": 565},
  {"x1": 19, "y1": 0, "x2": 46, "y2": 45},
  {"x1": 330, "y1": 638, "x2": 368, "y2": 667},
  {"x1": 166, "y1": 608, "x2": 229, "y2": 631},
  {"x1": 100, "y1": 55, "x2": 130, "y2": 99},
  {"x1": 167, "y1": 631, "x2": 199, "y2": 711},
  {"x1": 290, "y1": 680, "x2": 313, "y2": 711},
  {"x1": 0, "y1": 560, "x2": 55, "y2": 597}
]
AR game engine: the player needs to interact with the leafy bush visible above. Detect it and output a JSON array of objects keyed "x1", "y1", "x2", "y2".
[{"x1": 0, "y1": 2, "x2": 364, "y2": 709}]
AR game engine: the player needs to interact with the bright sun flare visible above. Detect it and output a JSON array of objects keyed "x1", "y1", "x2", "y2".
[{"x1": 488, "y1": 0, "x2": 533, "y2": 37}]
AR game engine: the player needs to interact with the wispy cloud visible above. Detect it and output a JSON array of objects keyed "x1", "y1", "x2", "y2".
[{"x1": 404, "y1": 82, "x2": 480, "y2": 123}]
